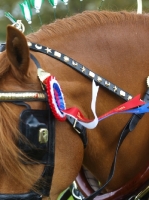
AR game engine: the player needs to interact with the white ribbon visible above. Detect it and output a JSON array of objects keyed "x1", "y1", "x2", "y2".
[
  {"x1": 63, "y1": 80, "x2": 99, "y2": 129},
  {"x1": 24, "y1": 5, "x2": 32, "y2": 24},
  {"x1": 137, "y1": 0, "x2": 142, "y2": 14},
  {"x1": 34, "y1": 0, "x2": 43, "y2": 13},
  {"x1": 78, "y1": 80, "x2": 99, "y2": 129}
]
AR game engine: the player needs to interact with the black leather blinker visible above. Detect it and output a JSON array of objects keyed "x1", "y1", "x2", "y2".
[{"x1": 19, "y1": 109, "x2": 50, "y2": 163}]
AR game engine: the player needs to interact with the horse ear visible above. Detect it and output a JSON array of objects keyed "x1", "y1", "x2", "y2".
[{"x1": 6, "y1": 25, "x2": 30, "y2": 74}]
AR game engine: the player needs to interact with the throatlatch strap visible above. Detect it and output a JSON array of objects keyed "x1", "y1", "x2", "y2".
[{"x1": 85, "y1": 88, "x2": 149, "y2": 200}]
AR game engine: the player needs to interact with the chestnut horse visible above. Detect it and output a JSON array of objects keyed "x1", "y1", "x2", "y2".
[{"x1": 0, "y1": 10, "x2": 149, "y2": 200}]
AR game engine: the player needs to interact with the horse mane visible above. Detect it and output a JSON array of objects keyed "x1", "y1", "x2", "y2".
[
  {"x1": 27, "y1": 10, "x2": 149, "y2": 42},
  {"x1": 0, "y1": 52, "x2": 10, "y2": 77},
  {"x1": 0, "y1": 54, "x2": 42, "y2": 191}
]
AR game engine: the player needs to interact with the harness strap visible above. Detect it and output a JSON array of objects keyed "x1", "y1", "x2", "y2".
[
  {"x1": 0, "y1": 192, "x2": 42, "y2": 200},
  {"x1": 84, "y1": 88, "x2": 149, "y2": 200},
  {"x1": 28, "y1": 42, "x2": 132, "y2": 102},
  {"x1": 67, "y1": 116, "x2": 88, "y2": 148},
  {"x1": 0, "y1": 43, "x2": 6, "y2": 52},
  {"x1": 29, "y1": 54, "x2": 56, "y2": 197},
  {"x1": 59, "y1": 189, "x2": 72, "y2": 200}
]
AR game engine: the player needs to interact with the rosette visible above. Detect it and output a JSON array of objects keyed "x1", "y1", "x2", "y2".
[{"x1": 45, "y1": 76, "x2": 66, "y2": 121}]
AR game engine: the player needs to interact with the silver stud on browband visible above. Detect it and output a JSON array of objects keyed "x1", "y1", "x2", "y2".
[
  {"x1": 35, "y1": 44, "x2": 42, "y2": 50},
  {"x1": 54, "y1": 51, "x2": 61, "y2": 58},
  {"x1": 72, "y1": 61, "x2": 78, "y2": 66},
  {"x1": 97, "y1": 76, "x2": 102, "y2": 82},
  {"x1": 27, "y1": 42, "x2": 32, "y2": 47},
  {"x1": 81, "y1": 66, "x2": 86, "y2": 72},
  {"x1": 128, "y1": 96, "x2": 132, "y2": 100},
  {"x1": 45, "y1": 47, "x2": 52, "y2": 54},
  {"x1": 120, "y1": 90, "x2": 125, "y2": 97},
  {"x1": 64, "y1": 56, "x2": 69, "y2": 62},
  {"x1": 105, "y1": 81, "x2": 110, "y2": 87},
  {"x1": 113, "y1": 86, "x2": 117, "y2": 92},
  {"x1": 89, "y1": 71, "x2": 95, "y2": 78}
]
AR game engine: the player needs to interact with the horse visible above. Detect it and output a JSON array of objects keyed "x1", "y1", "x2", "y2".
[{"x1": 0, "y1": 10, "x2": 149, "y2": 200}]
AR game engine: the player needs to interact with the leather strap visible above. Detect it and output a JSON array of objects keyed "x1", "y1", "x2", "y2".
[
  {"x1": 0, "y1": 192, "x2": 42, "y2": 200},
  {"x1": 0, "y1": 43, "x2": 6, "y2": 52},
  {"x1": 59, "y1": 189, "x2": 72, "y2": 200},
  {"x1": 84, "y1": 88, "x2": 149, "y2": 200},
  {"x1": 28, "y1": 42, "x2": 132, "y2": 102},
  {"x1": 67, "y1": 116, "x2": 88, "y2": 148}
]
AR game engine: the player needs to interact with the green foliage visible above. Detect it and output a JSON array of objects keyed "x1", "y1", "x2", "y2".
[{"x1": 0, "y1": 0, "x2": 149, "y2": 42}]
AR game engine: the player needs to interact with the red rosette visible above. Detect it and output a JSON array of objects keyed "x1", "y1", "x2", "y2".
[{"x1": 45, "y1": 76, "x2": 66, "y2": 121}]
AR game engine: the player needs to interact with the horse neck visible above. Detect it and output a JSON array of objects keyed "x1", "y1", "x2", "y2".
[
  {"x1": 33, "y1": 15, "x2": 149, "y2": 108},
  {"x1": 29, "y1": 15, "x2": 149, "y2": 190},
  {"x1": 80, "y1": 21, "x2": 149, "y2": 190},
  {"x1": 54, "y1": 16, "x2": 149, "y2": 190}
]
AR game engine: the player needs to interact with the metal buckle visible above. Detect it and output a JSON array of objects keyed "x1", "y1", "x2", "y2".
[
  {"x1": 73, "y1": 119, "x2": 81, "y2": 134},
  {"x1": 135, "y1": 186, "x2": 149, "y2": 200},
  {"x1": 71, "y1": 181, "x2": 85, "y2": 200}
]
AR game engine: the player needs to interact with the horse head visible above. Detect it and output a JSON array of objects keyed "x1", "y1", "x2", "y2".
[
  {"x1": 0, "y1": 25, "x2": 84, "y2": 199},
  {"x1": 1, "y1": 10, "x2": 149, "y2": 200}
]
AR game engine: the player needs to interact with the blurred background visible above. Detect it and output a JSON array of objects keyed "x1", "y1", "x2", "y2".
[{"x1": 0, "y1": 0, "x2": 149, "y2": 42}]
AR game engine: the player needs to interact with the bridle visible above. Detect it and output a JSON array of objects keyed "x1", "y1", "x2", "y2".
[
  {"x1": 0, "y1": 41, "x2": 149, "y2": 200},
  {"x1": 0, "y1": 44, "x2": 56, "y2": 199}
]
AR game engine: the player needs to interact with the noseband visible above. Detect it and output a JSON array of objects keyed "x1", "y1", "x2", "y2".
[{"x1": 0, "y1": 41, "x2": 149, "y2": 200}]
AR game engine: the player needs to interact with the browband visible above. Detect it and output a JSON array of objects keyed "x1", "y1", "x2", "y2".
[{"x1": 27, "y1": 42, "x2": 133, "y2": 101}]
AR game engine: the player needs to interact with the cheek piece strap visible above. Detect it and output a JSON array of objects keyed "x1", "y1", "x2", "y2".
[{"x1": 0, "y1": 51, "x2": 56, "y2": 199}]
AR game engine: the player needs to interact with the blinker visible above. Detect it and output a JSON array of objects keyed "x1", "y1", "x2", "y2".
[{"x1": 19, "y1": 108, "x2": 50, "y2": 163}]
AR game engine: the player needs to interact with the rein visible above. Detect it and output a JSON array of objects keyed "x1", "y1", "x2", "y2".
[{"x1": 0, "y1": 41, "x2": 149, "y2": 200}]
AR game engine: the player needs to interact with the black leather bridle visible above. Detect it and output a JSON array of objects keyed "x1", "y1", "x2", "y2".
[
  {"x1": 0, "y1": 48, "x2": 56, "y2": 199},
  {"x1": 0, "y1": 41, "x2": 149, "y2": 200}
]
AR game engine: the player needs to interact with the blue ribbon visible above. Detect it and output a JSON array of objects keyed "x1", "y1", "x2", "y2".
[{"x1": 124, "y1": 103, "x2": 149, "y2": 114}]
